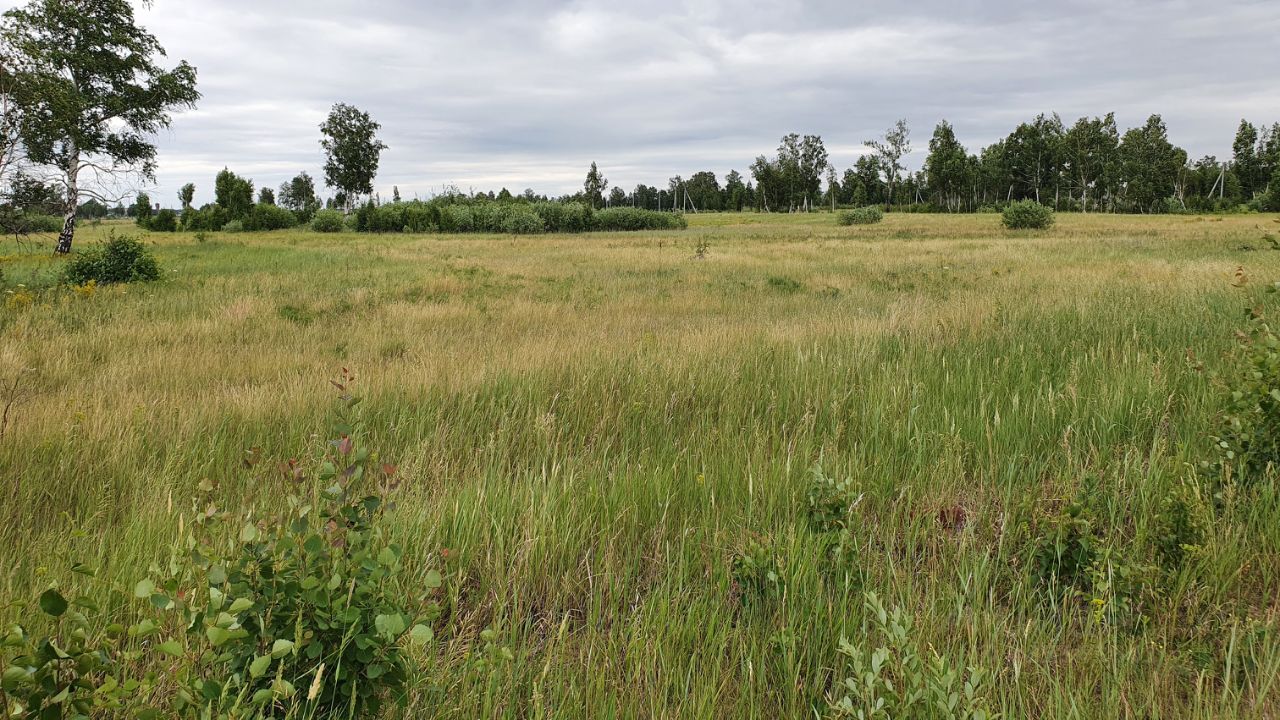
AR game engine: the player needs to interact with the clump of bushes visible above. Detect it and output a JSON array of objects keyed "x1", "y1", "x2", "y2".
[
  {"x1": 311, "y1": 209, "x2": 345, "y2": 233},
  {"x1": 532, "y1": 202, "x2": 591, "y2": 233},
  {"x1": 837, "y1": 206, "x2": 884, "y2": 226},
  {"x1": 592, "y1": 207, "x2": 687, "y2": 231},
  {"x1": 181, "y1": 204, "x2": 229, "y2": 232},
  {"x1": 242, "y1": 202, "x2": 297, "y2": 231},
  {"x1": 62, "y1": 233, "x2": 161, "y2": 285},
  {"x1": 148, "y1": 208, "x2": 179, "y2": 232},
  {"x1": 1001, "y1": 199, "x2": 1055, "y2": 229}
]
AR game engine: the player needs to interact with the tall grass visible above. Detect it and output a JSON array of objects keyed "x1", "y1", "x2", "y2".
[{"x1": 1, "y1": 213, "x2": 1279, "y2": 717}]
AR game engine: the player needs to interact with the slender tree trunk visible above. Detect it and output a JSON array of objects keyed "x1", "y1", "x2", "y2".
[{"x1": 55, "y1": 152, "x2": 79, "y2": 254}]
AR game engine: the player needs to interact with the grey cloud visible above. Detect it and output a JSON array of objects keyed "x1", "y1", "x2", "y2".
[{"x1": 8, "y1": 0, "x2": 1277, "y2": 206}]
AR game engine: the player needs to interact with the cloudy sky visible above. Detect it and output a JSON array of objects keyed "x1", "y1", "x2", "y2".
[{"x1": 27, "y1": 0, "x2": 1280, "y2": 205}]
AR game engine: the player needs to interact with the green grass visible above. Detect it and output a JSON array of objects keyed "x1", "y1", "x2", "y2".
[{"x1": 3, "y1": 212, "x2": 1280, "y2": 718}]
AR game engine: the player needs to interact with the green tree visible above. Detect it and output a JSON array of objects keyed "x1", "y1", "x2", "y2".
[
  {"x1": 684, "y1": 170, "x2": 722, "y2": 211},
  {"x1": 278, "y1": 171, "x2": 320, "y2": 223},
  {"x1": 924, "y1": 120, "x2": 969, "y2": 211},
  {"x1": 178, "y1": 182, "x2": 194, "y2": 210},
  {"x1": 320, "y1": 102, "x2": 386, "y2": 213},
  {"x1": 2, "y1": 0, "x2": 198, "y2": 253},
  {"x1": 1004, "y1": 113, "x2": 1063, "y2": 204},
  {"x1": 132, "y1": 191, "x2": 151, "y2": 226},
  {"x1": 583, "y1": 161, "x2": 607, "y2": 209},
  {"x1": 724, "y1": 170, "x2": 746, "y2": 211},
  {"x1": 776, "y1": 133, "x2": 828, "y2": 210},
  {"x1": 864, "y1": 120, "x2": 910, "y2": 210},
  {"x1": 1232, "y1": 120, "x2": 1261, "y2": 198},
  {"x1": 1118, "y1": 114, "x2": 1187, "y2": 212},
  {"x1": 258, "y1": 186, "x2": 274, "y2": 205},
  {"x1": 1061, "y1": 113, "x2": 1119, "y2": 211},
  {"x1": 214, "y1": 167, "x2": 253, "y2": 219}
]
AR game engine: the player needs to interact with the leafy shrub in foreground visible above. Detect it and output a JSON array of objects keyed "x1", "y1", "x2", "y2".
[
  {"x1": 1, "y1": 580, "x2": 162, "y2": 718},
  {"x1": 830, "y1": 592, "x2": 995, "y2": 719},
  {"x1": 836, "y1": 206, "x2": 883, "y2": 226},
  {"x1": 147, "y1": 370, "x2": 439, "y2": 718},
  {"x1": 243, "y1": 203, "x2": 297, "y2": 231},
  {"x1": 62, "y1": 233, "x2": 161, "y2": 285},
  {"x1": 1001, "y1": 200, "x2": 1054, "y2": 229},
  {"x1": 730, "y1": 533, "x2": 785, "y2": 607},
  {"x1": 310, "y1": 209, "x2": 345, "y2": 233},
  {"x1": 592, "y1": 207, "x2": 687, "y2": 231},
  {"x1": 1206, "y1": 298, "x2": 1280, "y2": 488},
  {"x1": 805, "y1": 466, "x2": 860, "y2": 533}
]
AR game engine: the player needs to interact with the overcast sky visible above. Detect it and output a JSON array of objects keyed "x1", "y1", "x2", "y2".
[{"x1": 23, "y1": 0, "x2": 1280, "y2": 205}]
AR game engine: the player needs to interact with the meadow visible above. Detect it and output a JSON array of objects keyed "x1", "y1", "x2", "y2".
[{"x1": 2, "y1": 211, "x2": 1280, "y2": 718}]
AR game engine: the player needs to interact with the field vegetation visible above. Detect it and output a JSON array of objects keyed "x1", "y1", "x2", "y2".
[{"x1": 3, "y1": 212, "x2": 1280, "y2": 717}]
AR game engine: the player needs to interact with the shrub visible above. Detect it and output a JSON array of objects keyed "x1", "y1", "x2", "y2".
[
  {"x1": 532, "y1": 202, "x2": 591, "y2": 233},
  {"x1": 437, "y1": 204, "x2": 477, "y2": 233},
  {"x1": 805, "y1": 466, "x2": 860, "y2": 533},
  {"x1": 62, "y1": 233, "x2": 161, "y2": 285},
  {"x1": 401, "y1": 202, "x2": 437, "y2": 233},
  {"x1": 221, "y1": 220, "x2": 245, "y2": 233},
  {"x1": 836, "y1": 206, "x2": 884, "y2": 226},
  {"x1": 1, "y1": 578, "x2": 162, "y2": 718},
  {"x1": 730, "y1": 533, "x2": 785, "y2": 607},
  {"x1": 1152, "y1": 481, "x2": 1210, "y2": 571},
  {"x1": 1001, "y1": 200, "x2": 1054, "y2": 229},
  {"x1": 1206, "y1": 299, "x2": 1280, "y2": 488},
  {"x1": 181, "y1": 204, "x2": 229, "y2": 232},
  {"x1": 6, "y1": 213, "x2": 63, "y2": 233},
  {"x1": 499, "y1": 206, "x2": 544, "y2": 234},
  {"x1": 145, "y1": 370, "x2": 439, "y2": 718},
  {"x1": 592, "y1": 207, "x2": 687, "y2": 231},
  {"x1": 149, "y1": 208, "x2": 179, "y2": 232},
  {"x1": 830, "y1": 593, "x2": 995, "y2": 719},
  {"x1": 311, "y1": 209, "x2": 345, "y2": 233},
  {"x1": 243, "y1": 203, "x2": 297, "y2": 231}
]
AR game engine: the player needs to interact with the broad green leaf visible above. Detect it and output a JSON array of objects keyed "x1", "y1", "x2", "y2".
[
  {"x1": 409, "y1": 624, "x2": 433, "y2": 645},
  {"x1": 249, "y1": 655, "x2": 271, "y2": 678},
  {"x1": 239, "y1": 524, "x2": 259, "y2": 543},
  {"x1": 39, "y1": 589, "x2": 68, "y2": 617},
  {"x1": 270, "y1": 639, "x2": 295, "y2": 658},
  {"x1": 374, "y1": 613, "x2": 406, "y2": 638},
  {"x1": 227, "y1": 597, "x2": 254, "y2": 614},
  {"x1": 156, "y1": 640, "x2": 183, "y2": 657},
  {"x1": 133, "y1": 579, "x2": 155, "y2": 599},
  {"x1": 424, "y1": 570, "x2": 442, "y2": 589}
]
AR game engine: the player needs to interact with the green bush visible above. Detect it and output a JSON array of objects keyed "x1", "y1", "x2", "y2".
[
  {"x1": 1207, "y1": 299, "x2": 1280, "y2": 487},
  {"x1": 146, "y1": 370, "x2": 439, "y2": 718},
  {"x1": 532, "y1": 202, "x2": 591, "y2": 233},
  {"x1": 438, "y1": 204, "x2": 476, "y2": 233},
  {"x1": 830, "y1": 593, "x2": 995, "y2": 719},
  {"x1": 730, "y1": 534, "x2": 785, "y2": 607},
  {"x1": 243, "y1": 203, "x2": 297, "y2": 231},
  {"x1": 62, "y1": 233, "x2": 161, "y2": 285},
  {"x1": 1001, "y1": 200, "x2": 1054, "y2": 229},
  {"x1": 221, "y1": 220, "x2": 245, "y2": 233},
  {"x1": 805, "y1": 466, "x2": 860, "y2": 533},
  {"x1": 836, "y1": 206, "x2": 884, "y2": 226},
  {"x1": 181, "y1": 204, "x2": 229, "y2": 232},
  {"x1": 592, "y1": 207, "x2": 687, "y2": 231},
  {"x1": 1, "y1": 579, "x2": 162, "y2": 718},
  {"x1": 310, "y1": 209, "x2": 345, "y2": 233},
  {"x1": 7, "y1": 213, "x2": 63, "y2": 233},
  {"x1": 149, "y1": 208, "x2": 179, "y2": 232}
]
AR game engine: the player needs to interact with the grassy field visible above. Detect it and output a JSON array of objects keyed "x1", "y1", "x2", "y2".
[{"x1": 3, "y1": 212, "x2": 1280, "y2": 718}]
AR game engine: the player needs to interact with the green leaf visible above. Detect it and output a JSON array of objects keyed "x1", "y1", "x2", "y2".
[
  {"x1": 374, "y1": 613, "x2": 406, "y2": 638},
  {"x1": 206, "y1": 626, "x2": 232, "y2": 647},
  {"x1": 270, "y1": 639, "x2": 295, "y2": 658},
  {"x1": 39, "y1": 589, "x2": 68, "y2": 617},
  {"x1": 130, "y1": 619, "x2": 159, "y2": 639},
  {"x1": 424, "y1": 570, "x2": 442, "y2": 589},
  {"x1": 227, "y1": 597, "x2": 254, "y2": 614},
  {"x1": 409, "y1": 624, "x2": 433, "y2": 645},
  {"x1": 133, "y1": 579, "x2": 156, "y2": 599},
  {"x1": 251, "y1": 688, "x2": 274, "y2": 705},
  {"x1": 249, "y1": 655, "x2": 271, "y2": 678},
  {"x1": 156, "y1": 640, "x2": 183, "y2": 657},
  {"x1": 377, "y1": 546, "x2": 399, "y2": 566},
  {"x1": 239, "y1": 524, "x2": 259, "y2": 543},
  {"x1": 149, "y1": 593, "x2": 173, "y2": 611}
]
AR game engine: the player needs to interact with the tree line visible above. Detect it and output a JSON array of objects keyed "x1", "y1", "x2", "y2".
[{"x1": 3, "y1": 0, "x2": 1279, "y2": 252}]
